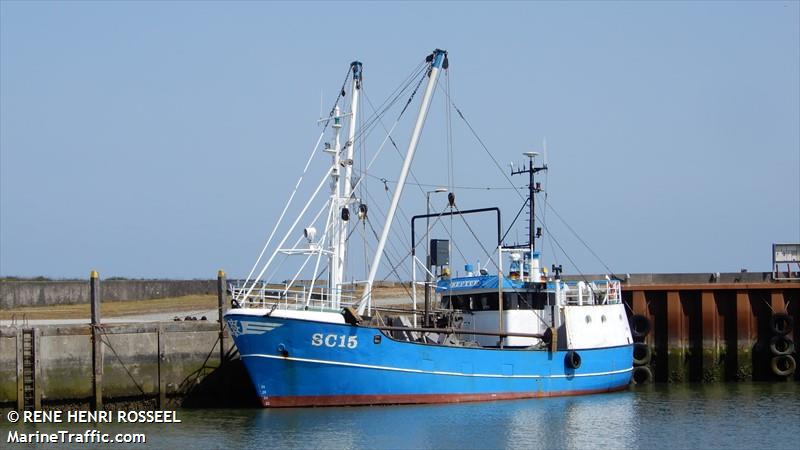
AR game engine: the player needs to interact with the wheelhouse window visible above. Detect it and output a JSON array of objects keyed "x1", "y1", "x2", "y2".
[{"x1": 443, "y1": 291, "x2": 552, "y2": 311}]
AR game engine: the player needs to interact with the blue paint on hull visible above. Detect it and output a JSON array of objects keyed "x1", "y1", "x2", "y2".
[{"x1": 226, "y1": 313, "x2": 633, "y2": 407}]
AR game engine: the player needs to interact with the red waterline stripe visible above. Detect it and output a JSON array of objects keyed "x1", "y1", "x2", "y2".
[{"x1": 260, "y1": 385, "x2": 629, "y2": 408}]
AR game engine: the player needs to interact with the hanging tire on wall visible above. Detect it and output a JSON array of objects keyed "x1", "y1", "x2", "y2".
[
  {"x1": 631, "y1": 314, "x2": 651, "y2": 339},
  {"x1": 565, "y1": 350, "x2": 582, "y2": 369},
  {"x1": 769, "y1": 335, "x2": 795, "y2": 356},
  {"x1": 633, "y1": 342, "x2": 652, "y2": 366},
  {"x1": 631, "y1": 365, "x2": 653, "y2": 384},
  {"x1": 771, "y1": 313, "x2": 794, "y2": 336},
  {"x1": 771, "y1": 355, "x2": 797, "y2": 377}
]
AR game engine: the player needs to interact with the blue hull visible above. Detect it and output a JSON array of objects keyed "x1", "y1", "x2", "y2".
[{"x1": 226, "y1": 313, "x2": 633, "y2": 407}]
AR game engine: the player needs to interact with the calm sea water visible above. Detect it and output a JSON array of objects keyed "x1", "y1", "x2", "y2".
[{"x1": 4, "y1": 383, "x2": 799, "y2": 449}]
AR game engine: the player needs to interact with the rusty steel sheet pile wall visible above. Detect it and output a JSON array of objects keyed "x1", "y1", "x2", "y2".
[{"x1": 624, "y1": 282, "x2": 800, "y2": 383}]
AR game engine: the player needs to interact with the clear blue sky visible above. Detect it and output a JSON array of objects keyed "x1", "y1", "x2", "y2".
[{"x1": 1, "y1": 1, "x2": 798, "y2": 279}]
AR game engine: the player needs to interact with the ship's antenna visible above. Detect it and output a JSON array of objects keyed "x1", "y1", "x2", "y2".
[{"x1": 511, "y1": 151, "x2": 546, "y2": 252}]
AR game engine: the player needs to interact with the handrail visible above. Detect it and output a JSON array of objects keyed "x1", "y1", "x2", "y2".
[{"x1": 374, "y1": 325, "x2": 545, "y2": 340}]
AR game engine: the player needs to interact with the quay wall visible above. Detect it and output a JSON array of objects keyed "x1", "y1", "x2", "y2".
[
  {"x1": 0, "y1": 322, "x2": 252, "y2": 409},
  {"x1": 0, "y1": 280, "x2": 217, "y2": 309},
  {"x1": 621, "y1": 282, "x2": 800, "y2": 383},
  {"x1": 0, "y1": 279, "x2": 408, "y2": 309}
]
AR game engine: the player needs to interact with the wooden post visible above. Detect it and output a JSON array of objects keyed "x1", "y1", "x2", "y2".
[
  {"x1": 33, "y1": 328, "x2": 41, "y2": 410},
  {"x1": 217, "y1": 270, "x2": 226, "y2": 366},
  {"x1": 90, "y1": 270, "x2": 103, "y2": 410},
  {"x1": 157, "y1": 324, "x2": 166, "y2": 408},
  {"x1": 16, "y1": 328, "x2": 23, "y2": 411}
]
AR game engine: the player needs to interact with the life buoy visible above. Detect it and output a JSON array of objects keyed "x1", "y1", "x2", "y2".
[
  {"x1": 633, "y1": 342, "x2": 652, "y2": 366},
  {"x1": 631, "y1": 365, "x2": 653, "y2": 384},
  {"x1": 771, "y1": 355, "x2": 796, "y2": 377},
  {"x1": 565, "y1": 350, "x2": 581, "y2": 369},
  {"x1": 771, "y1": 313, "x2": 794, "y2": 336},
  {"x1": 769, "y1": 335, "x2": 795, "y2": 356},
  {"x1": 631, "y1": 314, "x2": 651, "y2": 339}
]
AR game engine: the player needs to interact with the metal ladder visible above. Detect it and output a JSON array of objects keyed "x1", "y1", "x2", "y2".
[{"x1": 21, "y1": 328, "x2": 35, "y2": 410}]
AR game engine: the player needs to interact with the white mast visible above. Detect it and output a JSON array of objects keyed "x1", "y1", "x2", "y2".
[
  {"x1": 334, "y1": 62, "x2": 362, "y2": 309},
  {"x1": 358, "y1": 49, "x2": 447, "y2": 315},
  {"x1": 325, "y1": 106, "x2": 343, "y2": 307}
]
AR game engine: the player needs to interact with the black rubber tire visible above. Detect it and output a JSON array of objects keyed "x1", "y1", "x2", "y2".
[
  {"x1": 771, "y1": 313, "x2": 794, "y2": 336},
  {"x1": 565, "y1": 350, "x2": 582, "y2": 369},
  {"x1": 631, "y1": 365, "x2": 653, "y2": 384},
  {"x1": 771, "y1": 355, "x2": 797, "y2": 377},
  {"x1": 769, "y1": 335, "x2": 795, "y2": 356},
  {"x1": 633, "y1": 342, "x2": 652, "y2": 366},
  {"x1": 631, "y1": 314, "x2": 651, "y2": 339}
]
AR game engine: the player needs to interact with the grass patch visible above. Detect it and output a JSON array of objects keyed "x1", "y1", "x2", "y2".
[{"x1": 0, "y1": 295, "x2": 217, "y2": 320}]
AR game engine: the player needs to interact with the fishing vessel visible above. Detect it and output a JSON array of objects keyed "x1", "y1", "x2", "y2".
[{"x1": 224, "y1": 49, "x2": 633, "y2": 407}]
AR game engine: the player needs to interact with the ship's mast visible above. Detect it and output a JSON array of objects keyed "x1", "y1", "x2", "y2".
[
  {"x1": 358, "y1": 49, "x2": 447, "y2": 315},
  {"x1": 333, "y1": 62, "x2": 361, "y2": 309},
  {"x1": 325, "y1": 106, "x2": 344, "y2": 306},
  {"x1": 511, "y1": 152, "x2": 547, "y2": 274}
]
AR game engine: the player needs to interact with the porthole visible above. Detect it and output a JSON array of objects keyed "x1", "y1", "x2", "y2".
[
  {"x1": 601, "y1": 315, "x2": 607, "y2": 323},
  {"x1": 585, "y1": 315, "x2": 592, "y2": 324}
]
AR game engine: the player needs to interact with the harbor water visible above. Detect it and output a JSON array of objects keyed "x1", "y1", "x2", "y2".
[{"x1": 3, "y1": 382, "x2": 798, "y2": 449}]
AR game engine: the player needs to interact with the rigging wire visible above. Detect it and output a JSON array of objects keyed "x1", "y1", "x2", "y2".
[
  {"x1": 246, "y1": 60, "x2": 425, "y2": 295},
  {"x1": 363, "y1": 186, "x2": 415, "y2": 279},
  {"x1": 357, "y1": 172, "x2": 524, "y2": 191},
  {"x1": 241, "y1": 165, "x2": 334, "y2": 300},
  {"x1": 451, "y1": 203, "x2": 499, "y2": 270},
  {"x1": 359, "y1": 86, "x2": 439, "y2": 201},
  {"x1": 445, "y1": 66, "x2": 455, "y2": 193},
  {"x1": 436, "y1": 84, "x2": 525, "y2": 202},
  {"x1": 428, "y1": 202, "x2": 470, "y2": 266},
  {"x1": 441, "y1": 86, "x2": 617, "y2": 279},
  {"x1": 445, "y1": 68, "x2": 456, "y2": 271},
  {"x1": 544, "y1": 198, "x2": 618, "y2": 277},
  {"x1": 500, "y1": 198, "x2": 531, "y2": 245},
  {"x1": 364, "y1": 218, "x2": 412, "y2": 285},
  {"x1": 240, "y1": 130, "x2": 326, "y2": 294},
  {"x1": 349, "y1": 63, "x2": 428, "y2": 153},
  {"x1": 241, "y1": 65, "x2": 351, "y2": 293}
]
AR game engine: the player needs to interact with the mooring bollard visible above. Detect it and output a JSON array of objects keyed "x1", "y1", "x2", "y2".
[
  {"x1": 217, "y1": 269, "x2": 226, "y2": 365},
  {"x1": 90, "y1": 270, "x2": 103, "y2": 410}
]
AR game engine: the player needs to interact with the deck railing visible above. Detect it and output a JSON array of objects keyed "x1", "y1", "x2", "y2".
[
  {"x1": 229, "y1": 281, "x2": 357, "y2": 311},
  {"x1": 559, "y1": 279, "x2": 622, "y2": 306}
]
